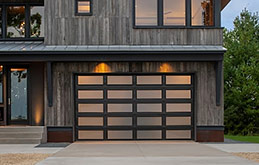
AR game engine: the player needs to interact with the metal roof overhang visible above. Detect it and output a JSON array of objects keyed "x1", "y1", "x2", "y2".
[{"x1": 0, "y1": 42, "x2": 226, "y2": 62}]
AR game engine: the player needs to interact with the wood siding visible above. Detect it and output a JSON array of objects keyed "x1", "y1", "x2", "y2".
[
  {"x1": 44, "y1": 0, "x2": 223, "y2": 45},
  {"x1": 44, "y1": 62, "x2": 224, "y2": 127}
]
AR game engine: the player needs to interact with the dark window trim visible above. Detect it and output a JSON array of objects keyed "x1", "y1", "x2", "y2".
[
  {"x1": 75, "y1": 0, "x2": 93, "y2": 16},
  {"x1": 133, "y1": 0, "x2": 220, "y2": 29},
  {"x1": 0, "y1": 3, "x2": 44, "y2": 41}
]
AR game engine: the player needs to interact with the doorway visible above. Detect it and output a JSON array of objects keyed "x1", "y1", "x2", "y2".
[{"x1": 7, "y1": 67, "x2": 29, "y2": 125}]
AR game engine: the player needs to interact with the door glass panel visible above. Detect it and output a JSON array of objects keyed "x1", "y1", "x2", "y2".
[
  {"x1": 166, "y1": 130, "x2": 191, "y2": 139},
  {"x1": 0, "y1": 65, "x2": 3, "y2": 103},
  {"x1": 108, "y1": 104, "x2": 132, "y2": 113},
  {"x1": 166, "y1": 103, "x2": 191, "y2": 112},
  {"x1": 166, "y1": 76, "x2": 191, "y2": 84},
  {"x1": 137, "y1": 117, "x2": 162, "y2": 126},
  {"x1": 137, "y1": 90, "x2": 162, "y2": 99},
  {"x1": 107, "y1": 90, "x2": 132, "y2": 99},
  {"x1": 78, "y1": 76, "x2": 103, "y2": 85},
  {"x1": 137, "y1": 130, "x2": 162, "y2": 139},
  {"x1": 164, "y1": 0, "x2": 186, "y2": 25},
  {"x1": 10, "y1": 68, "x2": 27, "y2": 121},
  {"x1": 166, "y1": 90, "x2": 191, "y2": 99},
  {"x1": 107, "y1": 76, "x2": 132, "y2": 85},
  {"x1": 166, "y1": 117, "x2": 191, "y2": 125},
  {"x1": 108, "y1": 131, "x2": 133, "y2": 139},
  {"x1": 137, "y1": 104, "x2": 162, "y2": 112},
  {"x1": 78, "y1": 130, "x2": 103, "y2": 139},
  {"x1": 78, "y1": 117, "x2": 103, "y2": 126},
  {"x1": 78, "y1": 90, "x2": 103, "y2": 99},
  {"x1": 108, "y1": 117, "x2": 132, "y2": 126},
  {"x1": 78, "y1": 104, "x2": 103, "y2": 113},
  {"x1": 7, "y1": 6, "x2": 26, "y2": 38},
  {"x1": 137, "y1": 76, "x2": 162, "y2": 85}
]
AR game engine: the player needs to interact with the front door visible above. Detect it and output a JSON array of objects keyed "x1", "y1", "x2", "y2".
[{"x1": 7, "y1": 68, "x2": 28, "y2": 125}]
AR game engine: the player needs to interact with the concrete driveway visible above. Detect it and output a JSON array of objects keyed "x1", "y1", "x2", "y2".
[{"x1": 38, "y1": 141, "x2": 258, "y2": 165}]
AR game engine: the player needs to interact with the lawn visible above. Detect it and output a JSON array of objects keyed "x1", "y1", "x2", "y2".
[{"x1": 225, "y1": 135, "x2": 259, "y2": 143}]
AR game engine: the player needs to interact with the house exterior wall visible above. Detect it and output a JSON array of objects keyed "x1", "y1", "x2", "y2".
[
  {"x1": 44, "y1": 0, "x2": 223, "y2": 45},
  {"x1": 44, "y1": 62, "x2": 224, "y2": 129}
]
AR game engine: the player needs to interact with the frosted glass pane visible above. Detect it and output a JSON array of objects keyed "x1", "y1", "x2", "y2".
[
  {"x1": 78, "y1": 90, "x2": 103, "y2": 99},
  {"x1": 78, "y1": 104, "x2": 103, "y2": 113},
  {"x1": 135, "y1": 0, "x2": 158, "y2": 26},
  {"x1": 108, "y1": 104, "x2": 132, "y2": 112},
  {"x1": 107, "y1": 76, "x2": 132, "y2": 85},
  {"x1": 166, "y1": 103, "x2": 191, "y2": 112},
  {"x1": 137, "y1": 117, "x2": 162, "y2": 126},
  {"x1": 108, "y1": 117, "x2": 132, "y2": 126},
  {"x1": 166, "y1": 90, "x2": 191, "y2": 99},
  {"x1": 166, "y1": 76, "x2": 191, "y2": 84},
  {"x1": 108, "y1": 90, "x2": 132, "y2": 99},
  {"x1": 164, "y1": 0, "x2": 185, "y2": 25},
  {"x1": 137, "y1": 76, "x2": 162, "y2": 85},
  {"x1": 137, "y1": 104, "x2": 162, "y2": 112},
  {"x1": 108, "y1": 131, "x2": 133, "y2": 139},
  {"x1": 78, "y1": 76, "x2": 103, "y2": 85},
  {"x1": 78, "y1": 130, "x2": 103, "y2": 139},
  {"x1": 137, "y1": 90, "x2": 162, "y2": 99},
  {"x1": 78, "y1": 117, "x2": 103, "y2": 126},
  {"x1": 78, "y1": 1, "x2": 90, "y2": 13},
  {"x1": 166, "y1": 117, "x2": 191, "y2": 125},
  {"x1": 166, "y1": 130, "x2": 191, "y2": 139},
  {"x1": 137, "y1": 130, "x2": 162, "y2": 139}
]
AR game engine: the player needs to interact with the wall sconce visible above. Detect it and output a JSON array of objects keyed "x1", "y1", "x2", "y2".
[
  {"x1": 94, "y1": 63, "x2": 111, "y2": 73},
  {"x1": 159, "y1": 63, "x2": 174, "y2": 72}
]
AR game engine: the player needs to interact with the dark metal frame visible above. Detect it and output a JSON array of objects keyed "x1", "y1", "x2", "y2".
[
  {"x1": 6, "y1": 65, "x2": 30, "y2": 125},
  {"x1": 133, "y1": 0, "x2": 221, "y2": 28},
  {"x1": 0, "y1": 2, "x2": 44, "y2": 41},
  {"x1": 74, "y1": 73, "x2": 195, "y2": 141},
  {"x1": 75, "y1": 0, "x2": 93, "y2": 16}
]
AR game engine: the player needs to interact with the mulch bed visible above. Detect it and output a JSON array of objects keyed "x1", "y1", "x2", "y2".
[
  {"x1": 233, "y1": 152, "x2": 259, "y2": 163},
  {"x1": 0, "y1": 153, "x2": 51, "y2": 165}
]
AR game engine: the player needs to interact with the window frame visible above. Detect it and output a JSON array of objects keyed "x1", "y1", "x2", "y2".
[
  {"x1": 133, "y1": 0, "x2": 221, "y2": 29},
  {"x1": 75, "y1": 0, "x2": 93, "y2": 16},
  {"x1": 0, "y1": 2, "x2": 44, "y2": 41}
]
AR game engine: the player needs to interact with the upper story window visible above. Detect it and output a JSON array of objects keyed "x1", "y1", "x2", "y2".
[
  {"x1": 134, "y1": 0, "x2": 215, "y2": 28},
  {"x1": 76, "y1": 0, "x2": 92, "y2": 16},
  {"x1": 192, "y1": 0, "x2": 214, "y2": 26},
  {"x1": 0, "y1": 4, "x2": 44, "y2": 40}
]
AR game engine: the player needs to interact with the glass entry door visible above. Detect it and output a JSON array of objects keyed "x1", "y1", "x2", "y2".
[{"x1": 8, "y1": 68, "x2": 28, "y2": 125}]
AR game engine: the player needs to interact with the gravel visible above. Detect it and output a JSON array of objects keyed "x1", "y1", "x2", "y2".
[
  {"x1": 0, "y1": 153, "x2": 51, "y2": 165},
  {"x1": 233, "y1": 153, "x2": 259, "y2": 163}
]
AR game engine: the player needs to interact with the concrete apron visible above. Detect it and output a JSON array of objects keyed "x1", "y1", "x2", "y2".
[{"x1": 37, "y1": 141, "x2": 258, "y2": 165}]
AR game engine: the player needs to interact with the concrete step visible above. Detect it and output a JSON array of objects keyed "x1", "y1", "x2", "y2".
[
  {"x1": 0, "y1": 138, "x2": 41, "y2": 144},
  {"x1": 0, "y1": 126, "x2": 44, "y2": 133},
  {"x1": 0, "y1": 132, "x2": 42, "y2": 138}
]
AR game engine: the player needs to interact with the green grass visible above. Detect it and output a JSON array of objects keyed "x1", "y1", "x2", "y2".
[{"x1": 225, "y1": 135, "x2": 259, "y2": 143}]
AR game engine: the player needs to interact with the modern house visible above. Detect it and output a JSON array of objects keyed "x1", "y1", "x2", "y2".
[{"x1": 0, "y1": 0, "x2": 230, "y2": 143}]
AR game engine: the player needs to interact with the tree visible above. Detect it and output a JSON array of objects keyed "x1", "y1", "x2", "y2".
[{"x1": 223, "y1": 9, "x2": 259, "y2": 135}]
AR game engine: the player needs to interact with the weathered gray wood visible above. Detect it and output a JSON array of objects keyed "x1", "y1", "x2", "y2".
[
  {"x1": 44, "y1": 62, "x2": 224, "y2": 127},
  {"x1": 44, "y1": 0, "x2": 223, "y2": 45}
]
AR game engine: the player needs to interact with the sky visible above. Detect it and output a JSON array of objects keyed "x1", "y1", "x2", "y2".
[{"x1": 221, "y1": 0, "x2": 259, "y2": 30}]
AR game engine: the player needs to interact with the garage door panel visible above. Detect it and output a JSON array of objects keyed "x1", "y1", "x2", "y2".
[{"x1": 75, "y1": 74, "x2": 194, "y2": 140}]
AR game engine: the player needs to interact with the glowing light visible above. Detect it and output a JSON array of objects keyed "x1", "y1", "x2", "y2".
[
  {"x1": 0, "y1": 65, "x2": 3, "y2": 71},
  {"x1": 94, "y1": 63, "x2": 111, "y2": 73},
  {"x1": 34, "y1": 104, "x2": 42, "y2": 125},
  {"x1": 159, "y1": 63, "x2": 174, "y2": 72}
]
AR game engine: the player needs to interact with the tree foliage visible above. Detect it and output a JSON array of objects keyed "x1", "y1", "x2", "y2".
[{"x1": 223, "y1": 9, "x2": 259, "y2": 135}]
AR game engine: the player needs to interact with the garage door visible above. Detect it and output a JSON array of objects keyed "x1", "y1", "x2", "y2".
[{"x1": 75, "y1": 74, "x2": 194, "y2": 140}]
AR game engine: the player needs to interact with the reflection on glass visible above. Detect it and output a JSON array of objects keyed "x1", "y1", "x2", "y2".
[
  {"x1": 135, "y1": 0, "x2": 158, "y2": 26},
  {"x1": 0, "y1": 7, "x2": 2, "y2": 37},
  {"x1": 164, "y1": 0, "x2": 185, "y2": 25},
  {"x1": 78, "y1": 1, "x2": 90, "y2": 13},
  {"x1": 30, "y1": 6, "x2": 44, "y2": 37},
  {"x1": 192, "y1": 0, "x2": 214, "y2": 26},
  {"x1": 0, "y1": 65, "x2": 3, "y2": 103},
  {"x1": 7, "y1": 6, "x2": 26, "y2": 38},
  {"x1": 11, "y1": 68, "x2": 27, "y2": 120}
]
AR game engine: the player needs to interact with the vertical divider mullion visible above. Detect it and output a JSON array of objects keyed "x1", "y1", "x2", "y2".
[
  {"x1": 162, "y1": 75, "x2": 166, "y2": 139},
  {"x1": 133, "y1": 75, "x2": 137, "y2": 140},
  {"x1": 103, "y1": 75, "x2": 108, "y2": 140},
  {"x1": 25, "y1": 4, "x2": 30, "y2": 38},
  {"x1": 186, "y1": 0, "x2": 191, "y2": 27},
  {"x1": 2, "y1": 5, "x2": 6, "y2": 39},
  {"x1": 158, "y1": 0, "x2": 163, "y2": 26}
]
